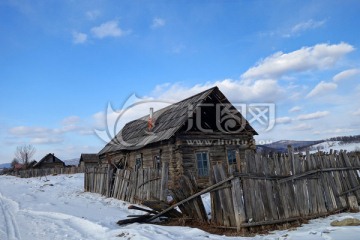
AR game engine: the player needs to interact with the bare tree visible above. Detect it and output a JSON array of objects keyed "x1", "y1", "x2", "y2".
[{"x1": 14, "y1": 144, "x2": 36, "y2": 166}]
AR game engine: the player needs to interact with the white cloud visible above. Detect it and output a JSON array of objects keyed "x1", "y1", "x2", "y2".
[
  {"x1": 79, "y1": 129, "x2": 95, "y2": 135},
  {"x1": 297, "y1": 111, "x2": 329, "y2": 120},
  {"x1": 289, "y1": 106, "x2": 302, "y2": 113},
  {"x1": 276, "y1": 117, "x2": 292, "y2": 124},
  {"x1": 8, "y1": 125, "x2": 77, "y2": 138},
  {"x1": 289, "y1": 19, "x2": 326, "y2": 35},
  {"x1": 62, "y1": 116, "x2": 80, "y2": 125},
  {"x1": 91, "y1": 20, "x2": 129, "y2": 39},
  {"x1": 152, "y1": 79, "x2": 284, "y2": 103},
  {"x1": 171, "y1": 44, "x2": 186, "y2": 54},
  {"x1": 8, "y1": 115, "x2": 90, "y2": 141},
  {"x1": 352, "y1": 108, "x2": 360, "y2": 116},
  {"x1": 306, "y1": 81, "x2": 337, "y2": 98},
  {"x1": 86, "y1": 10, "x2": 101, "y2": 20},
  {"x1": 318, "y1": 128, "x2": 359, "y2": 134},
  {"x1": 9, "y1": 126, "x2": 50, "y2": 137},
  {"x1": 57, "y1": 125, "x2": 81, "y2": 133},
  {"x1": 242, "y1": 43, "x2": 354, "y2": 80},
  {"x1": 333, "y1": 68, "x2": 360, "y2": 82},
  {"x1": 290, "y1": 123, "x2": 312, "y2": 131},
  {"x1": 72, "y1": 31, "x2": 87, "y2": 44},
  {"x1": 31, "y1": 137, "x2": 63, "y2": 144},
  {"x1": 151, "y1": 17, "x2": 166, "y2": 29}
]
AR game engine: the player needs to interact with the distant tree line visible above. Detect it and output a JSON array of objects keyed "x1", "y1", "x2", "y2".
[{"x1": 327, "y1": 134, "x2": 360, "y2": 144}]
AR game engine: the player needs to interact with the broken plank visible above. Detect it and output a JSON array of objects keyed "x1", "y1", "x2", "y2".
[
  {"x1": 142, "y1": 200, "x2": 182, "y2": 218},
  {"x1": 117, "y1": 214, "x2": 152, "y2": 225},
  {"x1": 128, "y1": 205, "x2": 158, "y2": 214}
]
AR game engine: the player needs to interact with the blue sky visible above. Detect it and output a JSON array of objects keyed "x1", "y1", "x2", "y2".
[{"x1": 1, "y1": 0, "x2": 360, "y2": 163}]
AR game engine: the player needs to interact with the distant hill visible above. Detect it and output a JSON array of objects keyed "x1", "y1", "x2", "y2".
[
  {"x1": 259, "y1": 140, "x2": 324, "y2": 153},
  {"x1": 257, "y1": 135, "x2": 360, "y2": 153},
  {"x1": 0, "y1": 163, "x2": 11, "y2": 169},
  {"x1": 307, "y1": 141, "x2": 360, "y2": 153},
  {"x1": 63, "y1": 158, "x2": 80, "y2": 166}
]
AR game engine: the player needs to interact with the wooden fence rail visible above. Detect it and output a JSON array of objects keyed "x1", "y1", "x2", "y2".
[{"x1": 14, "y1": 166, "x2": 84, "y2": 178}]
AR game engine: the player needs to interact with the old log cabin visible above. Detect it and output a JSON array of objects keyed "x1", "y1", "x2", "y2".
[
  {"x1": 79, "y1": 153, "x2": 100, "y2": 169},
  {"x1": 32, "y1": 153, "x2": 65, "y2": 169},
  {"x1": 98, "y1": 86, "x2": 257, "y2": 187}
]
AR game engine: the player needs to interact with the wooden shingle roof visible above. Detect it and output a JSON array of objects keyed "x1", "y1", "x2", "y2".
[
  {"x1": 33, "y1": 153, "x2": 64, "y2": 168},
  {"x1": 99, "y1": 86, "x2": 257, "y2": 155},
  {"x1": 79, "y1": 154, "x2": 100, "y2": 163}
]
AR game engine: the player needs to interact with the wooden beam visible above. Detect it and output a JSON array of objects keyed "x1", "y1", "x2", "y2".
[{"x1": 338, "y1": 185, "x2": 360, "y2": 196}]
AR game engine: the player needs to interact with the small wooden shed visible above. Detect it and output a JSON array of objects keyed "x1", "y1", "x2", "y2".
[
  {"x1": 98, "y1": 86, "x2": 257, "y2": 187},
  {"x1": 33, "y1": 153, "x2": 65, "y2": 169},
  {"x1": 79, "y1": 154, "x2": 100, "y2": 169}
]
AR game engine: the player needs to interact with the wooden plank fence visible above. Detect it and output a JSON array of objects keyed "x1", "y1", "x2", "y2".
[
  {"x1": 211, "y1": 149, "x2": 360, "y2": 231},
  {"x1": 84, "y1": 163, "x2": 169, "y2": 204},
  {"x1": 15, "y1": 167, "x2": 83, "y2": 178},
  {"x1": 83, "y1": 149, "x2": 360, "y2": 230}
]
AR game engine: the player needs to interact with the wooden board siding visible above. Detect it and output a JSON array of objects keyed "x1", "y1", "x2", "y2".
[
  {"x1": 37, "y1": 162, "x2": 64, "y2": 169},
  {"x1": 100, "y1": 141, "x2": 179, "y2": 187},
  {"x1": 175, "y1": 133, "x2": 255, "y2": 187},
  {"x1": 99, "y1": 133, "x2": 255, "y2": 188}
]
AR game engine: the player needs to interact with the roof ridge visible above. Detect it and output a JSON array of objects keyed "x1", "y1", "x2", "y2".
[
  {"x1": 125, "y1": 86, "x2": 218, "y2": 124},
  {"x1": 164, "y1": 86, "x2": 218, "y2": 108}
]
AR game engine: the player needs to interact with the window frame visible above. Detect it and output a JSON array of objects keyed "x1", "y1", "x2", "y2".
[
  {"x1": 153, "y1": 155, "x2": 161, "y2": 169},
  {"x1": 195, "y1": 151, "x2": 210, "y2": 178},
  {"x1": 227, "y1": 148, "x2": 237, "y2": 166},
  {"x1": 135, "y1": 153, "x2": 142, "y2": 170}
]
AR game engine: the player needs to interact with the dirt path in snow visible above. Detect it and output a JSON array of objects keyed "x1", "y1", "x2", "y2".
[
  {"x1": 0, "y1": 191, "x2": 109, "y2": 240},
  {"x1": 0, "y1": 193, "x2": 22, "y2": 240}
]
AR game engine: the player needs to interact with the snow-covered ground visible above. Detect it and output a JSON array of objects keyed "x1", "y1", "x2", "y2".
[
  {"x1": 0, "y1": 173, "x2": 360, "y2": 240},
  {"x1": 307, "y1": 141, "x2": 360, "y2": 153}
]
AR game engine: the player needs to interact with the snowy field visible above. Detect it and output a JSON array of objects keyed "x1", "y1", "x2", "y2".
[
  {"x1": 307, "y1": 141, "x2": 360, "y2": 153},
  {"x1": 0, "y1": 173, "x2": 360, "y2": 240}
]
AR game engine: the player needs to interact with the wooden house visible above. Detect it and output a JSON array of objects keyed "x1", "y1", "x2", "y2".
[
  {"x1": 98, "y1": 86, "x2": 257, "y2": 187},
  {"x1": 32, "y1": 153, "x2": 65, "y2": 169},
  {"x1": 79, "y1": 154, "x2": 100, "y2": 169},
  {"x1": 27, "y1": 160, "x2": 37, "y2": 168}
]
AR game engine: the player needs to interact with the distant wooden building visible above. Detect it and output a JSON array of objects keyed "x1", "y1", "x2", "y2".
[
  {"x1": 79, "y1": 154, "x2": 100, "y2": 169},
  {"x1": 27, "y1": 160, "x2": 37, "y2": 168},
  {"x1": 14, "y1": 163, "x2": 24, "y2": 171},
  {"x1": 33, "y1": 153, "x2": 65, "y2": 169},
  {"x1": 98, "y1": 86, "x2": 257, "y2": 187}
]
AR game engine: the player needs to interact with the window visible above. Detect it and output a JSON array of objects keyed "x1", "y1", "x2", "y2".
[
  {"x1": 196, "y1": 152, "x2": 209, "y2": 177},
  {"x1": 153, "y1": 155, "x2": 161, "y2": 169},
  {"x1": 135, "y1": 154, "x2": 142, "y2": 170},
  {"x1": 227, "y1": 149, "x2": 237, "y2": 165}
]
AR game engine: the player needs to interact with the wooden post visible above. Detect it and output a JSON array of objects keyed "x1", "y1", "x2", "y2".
[
  {"x1": 288, "y1": 145, "x2": 295, "y2": 175},
  {"x1": 231, "y1": 177, "x2": 246, "y2": 231},
  {"x1": 160, "y1": 162, "x2": 169, "y2": 201}
]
